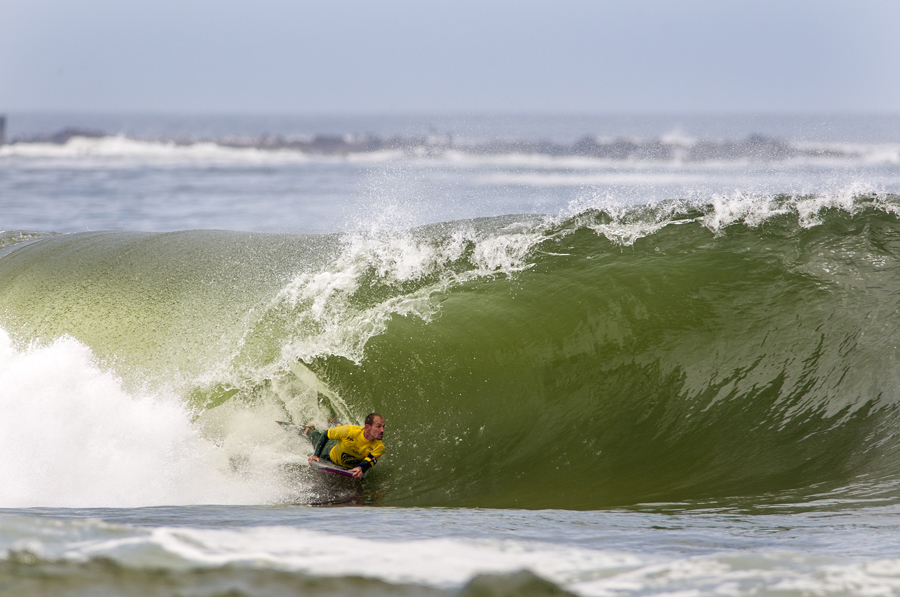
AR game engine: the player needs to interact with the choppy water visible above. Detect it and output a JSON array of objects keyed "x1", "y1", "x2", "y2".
[{"x1": 2, "y1": 114, "x2": 900, "y2": 596}]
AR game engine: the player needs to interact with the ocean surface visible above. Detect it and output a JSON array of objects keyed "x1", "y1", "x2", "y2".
[{"x1": 2, "y1": 113, "x2": 900, "y2": 596}]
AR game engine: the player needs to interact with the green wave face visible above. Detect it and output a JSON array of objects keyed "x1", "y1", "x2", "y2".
[{"x1": 3, "y1": 195, "x2": 900, "y2": 509}]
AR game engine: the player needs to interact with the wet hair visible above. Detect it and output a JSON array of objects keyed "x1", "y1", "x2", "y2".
[{"x1": 364, "y1": 412, "x2": 383, "y2": 426}]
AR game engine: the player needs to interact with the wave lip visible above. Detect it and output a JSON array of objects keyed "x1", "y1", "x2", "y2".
[{"x1": 564, "y1": 189, "x2": 899, "y2": 245}]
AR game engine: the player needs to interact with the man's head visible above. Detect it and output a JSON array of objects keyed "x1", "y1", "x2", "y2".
[{"x1": 364, "y1": 412, "x2": 385, "y2": 441}]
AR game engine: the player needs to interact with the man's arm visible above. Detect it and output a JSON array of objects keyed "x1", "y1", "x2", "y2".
[
  {"x1": 346, "y1": 453, "x2": 379, "y2": 478},
  {"x1": 314, "y1": 430, "x2": 330, "y2": 457},
  {"x1": 358, "y1": 454, "x2": 378, "y2": 473},
  {"x1": 308, "y1": 427, "x2": 333, "y2": 465}
]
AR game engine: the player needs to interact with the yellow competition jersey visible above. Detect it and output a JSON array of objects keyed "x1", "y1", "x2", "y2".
[{"x1": 327, "y1": 425, "x2": 385, "y2": 469}]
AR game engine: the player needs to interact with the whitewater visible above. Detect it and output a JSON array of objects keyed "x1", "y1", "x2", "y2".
[{"x1": 2, "y1": 113, "x2": 900, "y2": 596}]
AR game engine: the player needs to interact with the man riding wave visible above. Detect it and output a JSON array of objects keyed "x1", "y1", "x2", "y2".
[{"x1": 305, "y1": 413, "x2": 385, "y2": 479}]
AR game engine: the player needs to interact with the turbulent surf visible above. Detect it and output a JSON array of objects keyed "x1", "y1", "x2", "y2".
[{"x1": 2, "y1": 192, "x2": 900, "y2": 509}]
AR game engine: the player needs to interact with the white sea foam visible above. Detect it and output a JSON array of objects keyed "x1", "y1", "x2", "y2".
[
  {"x1": 660, "y1": 128, "x2": 698, "y2": 146},
  {"x1": 0, "y1": 136, "x2": 402, "y2": 167},
  {"x1": 7, "y1": 518, "x2": 900, "y2": 597},
  {"x1": 0, "y1": 329, "x2": 291, "y2": 507},
  {"x1": 561, "y1": 187, "x2": 895, "y2": 246},
  {"x1": 273, "y1": 231, "x2": 451, "y2": 363},
  {"x1": 700, "y1": 192, "x2": 792, "y2": 232},
  {"x1": 273, "y1": 221, "x2": 545, "y2": 365},
  {"x1": 4, "y1": 135, "x2": 898, "y2": 171},
  {"x1": 21, "y1": 523, "x2": 643, "y2": 590},
  {"x1": 572, "y1": 552, "x2": 900, "y2": 597},
  {"x1": 793, "y1": 140, "x2": 900, "y2": 164},
  {"x1": 144, "y1": 527, "x2": 640, "y2": 587}
]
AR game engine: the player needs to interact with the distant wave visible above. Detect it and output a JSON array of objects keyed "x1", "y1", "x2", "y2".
[{"x1": 5, "y1": 127, "x2": 900, "y2": 164}]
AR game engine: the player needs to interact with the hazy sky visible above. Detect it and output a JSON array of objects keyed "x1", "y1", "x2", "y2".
[{"x1": 2, "y1": 0, "x2": 899, "y2": 113}]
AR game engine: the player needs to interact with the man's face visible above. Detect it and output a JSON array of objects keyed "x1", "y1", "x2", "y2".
[{"x1": 365, "y1": 417, "x2": 385, "y2": 441}]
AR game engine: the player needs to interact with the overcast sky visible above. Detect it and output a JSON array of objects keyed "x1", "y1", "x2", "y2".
[{"x1": 2, "y1": 0, "x2": 899, "y2": 114}]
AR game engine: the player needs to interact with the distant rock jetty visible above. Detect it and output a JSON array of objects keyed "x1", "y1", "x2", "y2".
[
  {"x1": 13, "y1": 127, "x2": 106, "y2": 145},
  {"x1": 9, "y1": 127, "x2": 851, "y2": 162}
]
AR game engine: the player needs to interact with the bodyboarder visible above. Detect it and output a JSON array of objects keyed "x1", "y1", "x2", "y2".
[{"x1": 305, "y1": 413, "x2": 385, "y2": 479}]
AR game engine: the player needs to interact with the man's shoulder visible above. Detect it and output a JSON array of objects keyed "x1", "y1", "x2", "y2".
[{"x1": 329, "y1": 424, "x2": 362, "y2": 438}]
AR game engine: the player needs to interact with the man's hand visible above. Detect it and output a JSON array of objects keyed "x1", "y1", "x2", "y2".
[
  {"x1": 308, "y1": 456, "x2": 320, "y2": 466},
  {"x1": 349, "y1": 466, "x2": 364, "y2": 478}
]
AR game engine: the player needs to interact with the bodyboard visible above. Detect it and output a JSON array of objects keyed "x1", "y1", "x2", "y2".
[
  {"x1": 309, "y1": 458, "x2": 359, "y2": 478},
  {"x1": 275, "y1": 419, "x2": 364, "y2": 478}
]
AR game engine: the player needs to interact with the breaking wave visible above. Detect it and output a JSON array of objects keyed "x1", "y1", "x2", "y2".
[{"x1": 2, "y1": 192, "x2": 900, "y2": 508}]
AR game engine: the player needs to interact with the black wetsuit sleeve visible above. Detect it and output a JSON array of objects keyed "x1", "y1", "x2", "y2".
[
  {"x1": 314, "y1": 431, "x2": 329, "y2": 457},
  {"x1": 357, "y1": 455, "x2": 378, "y2": 473}
]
